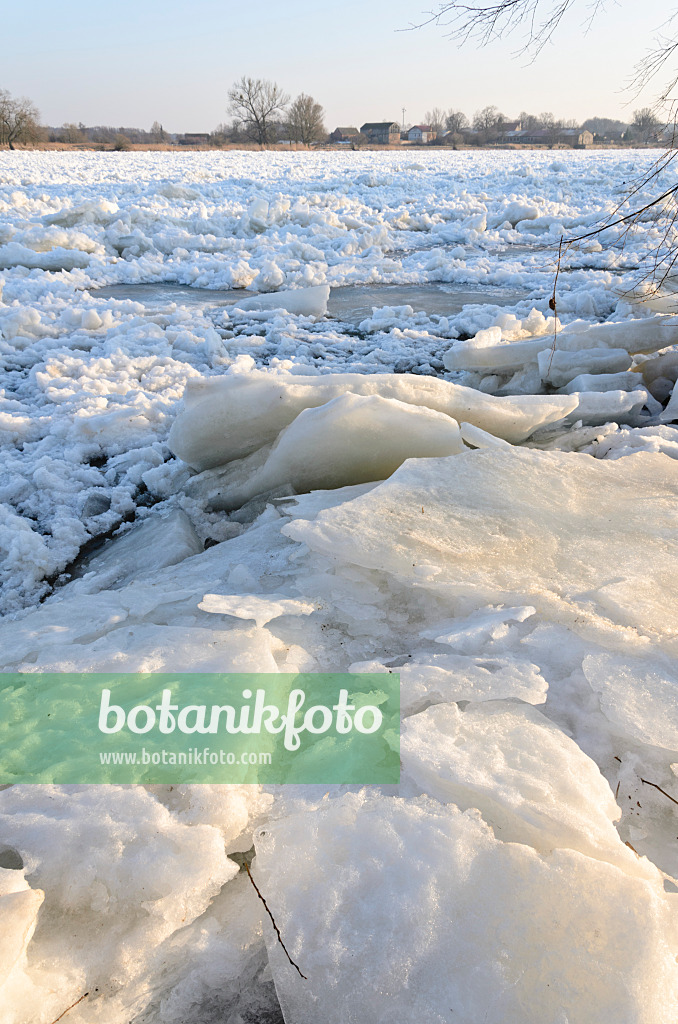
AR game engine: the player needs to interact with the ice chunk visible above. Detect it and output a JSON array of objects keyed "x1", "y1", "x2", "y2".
[
  {"x1": 639, "y1": 349, "x2": 678, "y2": 387},
  {"x1": 583, "y1": 652, "x2": 678, "y2": 752},
  {"x1": 0, "y1": 242, "x2": 93, "y2": 271},
  {"x1": 253, "y1": 791, "x2": 678, "y2": 1024},
  {"x1": 0, "y1": 785, "x2": 235, "y2": 1015},
  {"x1": 444, "y1": 334, "x2": 550, "y2": 372},
  {"x1": 199, "y1": 592, "x2": 316, "y2": 628},
  {"x1": 229, "y1": 284, "x2": 329, "y2": 317},
  {"x1": 460, "y1": 421, "x2": 513, "y2": 449},
  {"x1": 498, "y1": 200, "x2": 540, "y2": 226},
  {"x1": 403, "y1": 701, "x2": 649, "y2": 873},
  {"x1": 284, "y1": 448, "x2": 678, "y2": 641},
  {"x1": 566, "y1": 388, "x2": 649, "y2": 427},
  {"x1": 27, "y1": 621, "x2": 289, "y2": 673},
  {"x1": 191, "y1": 393, "x2": 465, "y2": 510},
  {"x1": 538, "y1": 347, "x2": 631, "y2": 386},
  {"x1": 71, "y1": 509, "x2": 202, "y2": 587},
  {"x1": 169, "y1": 370, "x2": 578, "y2": 471},
  {"x1": 659, "y1": 379, "x2": 678, "y2": 422},
  {"x1": 444, "y1": 315, "x2": 678, "y2": 373},
  {"x1": 395, "y1": 652, "x2": 547, "y2": 714},
  {"x1": 558, "y1": 371, "x2": 641, "y2": 394},
  {"x1": 558, "y1": 315, "x2": 678, "y2": 354},
  {"x1": 424, "y1": 604, "x2": 537, "y2": 652},
  {"x1": 246, "y1": 197, "x2": 269, "y2": 229},
  {"x1": 0, "y1": 869, "x2": 43, "y2": 990}
]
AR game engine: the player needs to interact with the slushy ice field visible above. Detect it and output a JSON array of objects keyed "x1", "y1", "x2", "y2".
[{"x1": 1, "y1": 148, "x2": 678, "y2": 1023}]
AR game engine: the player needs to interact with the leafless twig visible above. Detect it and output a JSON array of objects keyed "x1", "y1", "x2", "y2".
[
  {"x1": 545, "y1": 235, "x2": 567, "y2": 374},
  {"x1": 641, "y1": 777, "x2": 678, "y2": 807},
  {"x1": 48, "y1": 993, "x2": 89, "y2": 1024},
  {"x1": 407, "y1": 1, "x2": 599, "y2": 58},
  {"x1": 244, "y1": 860, "x2": 307, "y2": 980}
]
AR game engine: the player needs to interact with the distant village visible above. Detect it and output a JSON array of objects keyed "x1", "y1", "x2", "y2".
[
  {"x1": 330, "y1": 121, "x2": 600, "y2": 148},
  {"x1": 41, "y1": 112, "x2": 671, "y2": 151},
  {"x1": 2, "y1": 78, "x2": 669, "y2": 152}
]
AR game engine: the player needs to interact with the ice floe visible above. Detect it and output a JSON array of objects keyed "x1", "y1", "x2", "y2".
[{"x1": 1, "y1": 149, "x2": 678, "y2": 1023}]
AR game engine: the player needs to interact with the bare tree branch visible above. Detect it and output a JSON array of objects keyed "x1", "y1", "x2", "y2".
[{"x1": 408, "y1": 1, "x2": 609, "y2": 56}]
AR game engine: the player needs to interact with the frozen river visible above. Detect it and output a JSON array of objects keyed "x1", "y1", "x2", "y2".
[{"x1": 0, "y1": 150, "x2": 677, "y2": 1024}]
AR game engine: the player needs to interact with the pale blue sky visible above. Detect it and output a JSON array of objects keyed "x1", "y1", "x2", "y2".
[{"x1": 2, "y1": 0, "x2": 674, "y2": 132}]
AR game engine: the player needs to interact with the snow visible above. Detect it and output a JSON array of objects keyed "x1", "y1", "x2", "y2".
[{"x1": 1, "y1": 148, "x2": 678, "y2": 1023}]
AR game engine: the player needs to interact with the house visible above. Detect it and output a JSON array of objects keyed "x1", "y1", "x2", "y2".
[
  {"x1": 407, "y1": 124, "x2": 434, "y2": 143},
  {"x1": 497, "y1": 120, "x2": 522, "y2": 136},
  {"x1": 504, "y1": 129, "x2": 529, "y2": 143},
  {"x1": 505, "y1": 127, "x2": 593, "y2": 148},
  {"x1": 330, "y1": 127, "x2": 360, "y2": 143},
  {"x1": 360, "y1": 122, "x2": 401, "y2": 145},
  {"x1": 602, "y1": 130, "x2": 627, "y2": 143},
  {"x1": 557, "y1": 129, "x2": 593, "y2": 148}
]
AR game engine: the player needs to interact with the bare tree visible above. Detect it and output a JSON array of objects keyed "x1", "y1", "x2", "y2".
[
  {"x1": 150, "y1": 121, "x2": 169, "y2": 143},
  {"x1": 445, "y1": 109, "x2": 469, "y2": 134},
  {"x1": 287, "y1": 93, "x2": 326, "y2": 144},
  {"x1": 59, "y1": 122, "x2": 86, "y2": 144},
  {"x1": 538, "y1": 111, "x2": 564, "y2": 146},
  {"x1": 228, "y1": 77, "x2": 289, "y2": 146},
  {"x1": 209, "y1": 122, "x2": 231, "y2": 146},
  {"x1": 631, "y1": 107, "x2": 661, "y2": 142},
  {"x1": 518, "y1": 110, "x2": 541, "y2": 131},
  {"x1": 424, "y1": 108, "x2": 447, "y2": 134},
  {"x1": 471, "y1": 105, "x2": 505, "y2": 143},
  {"x1": 0, "y1": 90, "x2": 41, "y2": 149},
  {"x1": 582, "y1": 116, "x2": 629, "y2": 137}
]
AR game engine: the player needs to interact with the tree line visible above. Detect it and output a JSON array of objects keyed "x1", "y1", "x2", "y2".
[
  {"x1": 422, "y1": 105, "x2": 664, "y2": 145},
  {"x1": 0, "y1": 78, "x2": 667, "y2": 150}
]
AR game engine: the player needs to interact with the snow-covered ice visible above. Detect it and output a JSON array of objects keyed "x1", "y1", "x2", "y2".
[{"x1": 1, "y1": 149, "x2": 678, "y2": 1023}]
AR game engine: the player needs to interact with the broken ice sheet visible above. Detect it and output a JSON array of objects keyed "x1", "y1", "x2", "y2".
[
  {"x1": 284, "y1": 447, "x2": 678, "y2": 645},
  {"x1": 199, "y1": 592, "x2": 316, "y2": 629},
  {"x1": 168, "y1": 369, "x2": 578, "y2": 471},
  {"x1": 352, "y1": 651, "x2": 547, "y2": 716},
  {"x1": 402, "y1": 700, "x2": 656, "y2": 875},
  {"x1": 583, "y1": 652, "x2": 678, "y2": 753},
  {"x1": 421, "y1": 603, "x2": 537, "y2": 653},
  {"x1": 70, "y1": 509, "x2": 202, "y2": 589},
  {"x1": 253, "y1": 790, "x2": 678, "y2": 1024},
  {"x1": 191, "y1": 393, "x2": 465, "y2": 512}
]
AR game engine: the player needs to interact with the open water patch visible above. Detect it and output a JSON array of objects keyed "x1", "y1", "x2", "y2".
[{"x1": 92, "y1": 282, "x2": 526, "y2": 323}]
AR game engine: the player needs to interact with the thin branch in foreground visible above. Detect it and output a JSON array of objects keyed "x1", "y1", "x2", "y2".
[
  {"x1": 48, "y1": 993, "x2": 89, "y2": 1024},
  {"x1": 545, "y1": 234, "x2": 567, "y2": 375},
  {"x1": 244, "y1": 860, "x2": 308, "y2": 980},
  {"x1": 641, "y1": 777, "x2": 678, "y2": 807},
  {"x1": 407, "y1": 1, "x2": 606, "y2": 59}
]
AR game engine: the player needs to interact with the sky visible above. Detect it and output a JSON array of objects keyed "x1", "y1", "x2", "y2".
[{"x1": 1, "y1": 0, "x2": 675, "y2": 132}]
